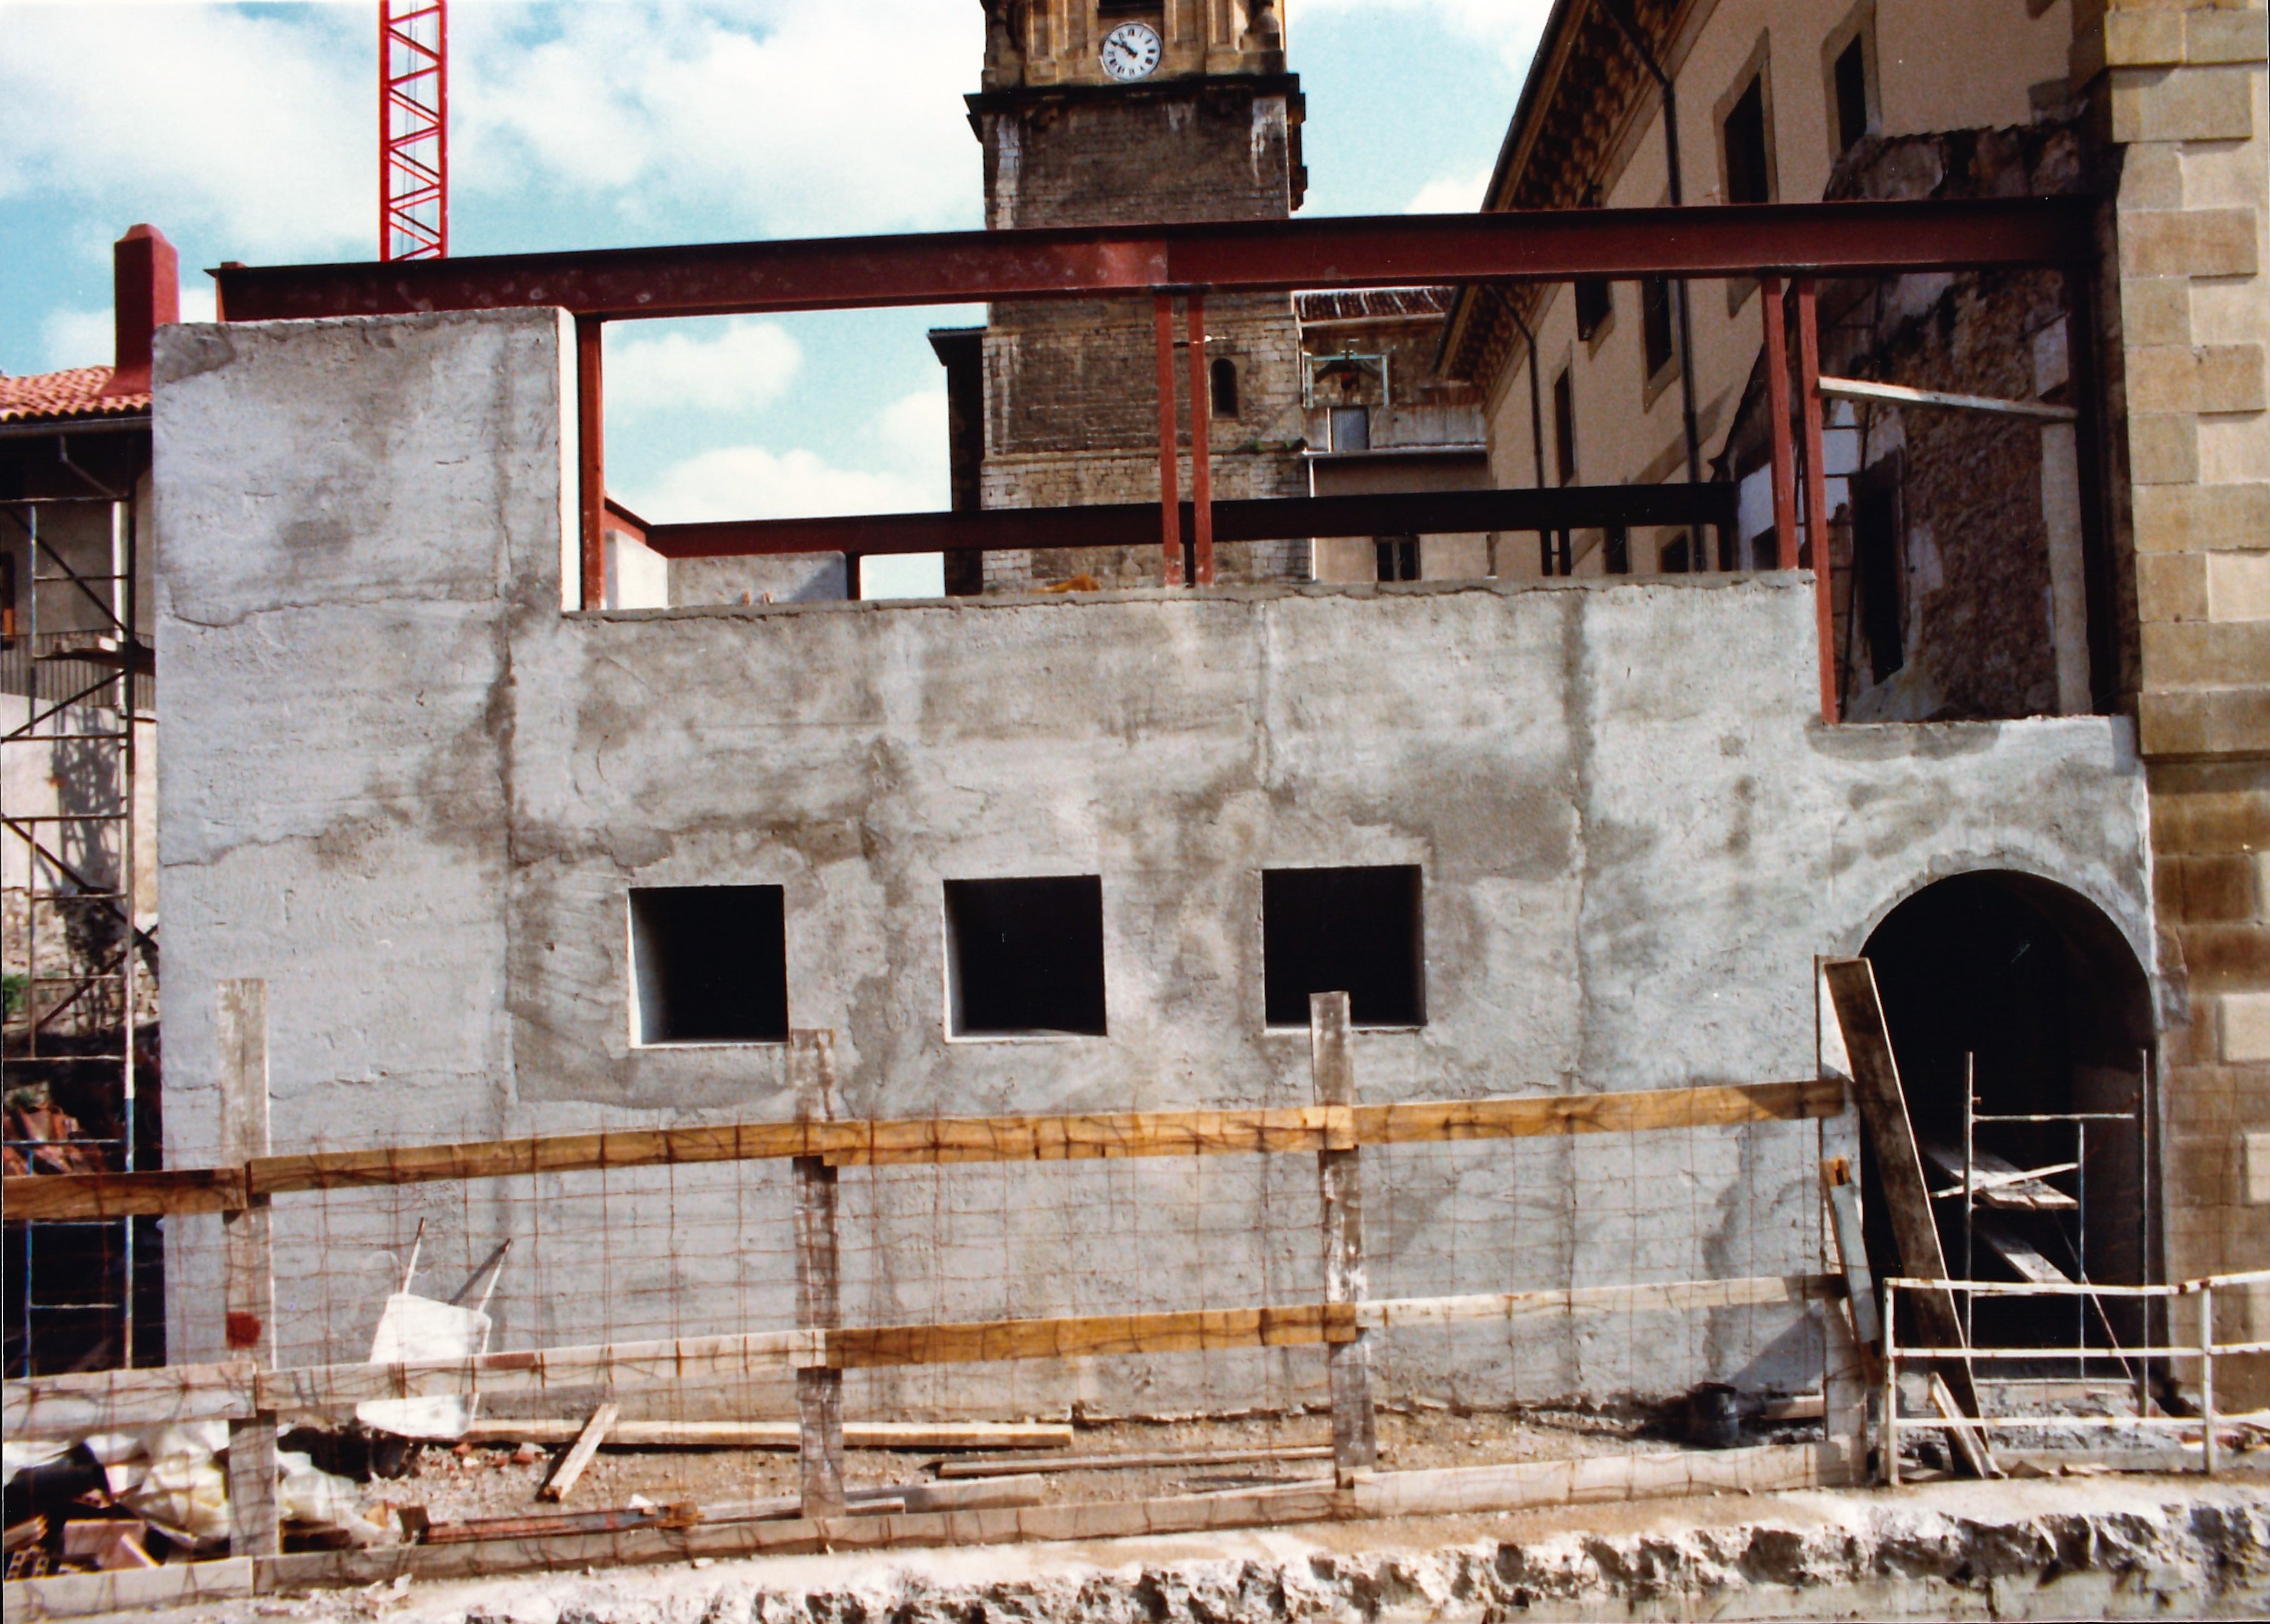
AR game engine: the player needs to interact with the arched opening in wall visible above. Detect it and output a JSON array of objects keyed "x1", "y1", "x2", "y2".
[{"x1": 1859, "y1": 870, "x2": 2155, "y2": 1359}]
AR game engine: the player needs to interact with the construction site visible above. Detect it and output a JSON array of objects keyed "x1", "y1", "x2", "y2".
[{"x1": 3, "y1": 0, "x2": 2268, "y2": 1617}]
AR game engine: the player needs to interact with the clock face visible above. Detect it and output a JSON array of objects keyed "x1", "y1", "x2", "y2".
[{"x1": 1100, "y1": 21, "x2": 1163, "y2": 82}]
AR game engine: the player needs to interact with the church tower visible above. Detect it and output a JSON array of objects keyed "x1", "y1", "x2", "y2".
[{"x1": 943, "y1": 2, "x2": 1312, "y2": 592}]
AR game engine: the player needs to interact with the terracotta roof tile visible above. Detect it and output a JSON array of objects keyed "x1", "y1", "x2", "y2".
[
  {"x1": 1294, "y1": 287, "x2": 1453, "y2": 323},
  {"x1": 0, "y1": 367, "x2": 150, "y2": 425}
]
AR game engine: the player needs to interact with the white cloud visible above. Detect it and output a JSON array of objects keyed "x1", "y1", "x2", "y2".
[
  {"x1": 453, "y1": 1, "x2": 984, "y2": 237},
  {"x1": 1407, "y1": 168, "x2": 1493, "y2": 214},
  {"x1": 1298, "y1": 0, "x2": 1552, "y2": 76},
  {"x1": 875, "y1": 386, "x2": 948, "y2": 474},
  {"x1": 630, "y1": 445, "x2": 935, "y2": 525},
  {"x1": 605, "y1": 319, "x2": 802, "y2": 415},
  {"x1": 41, "y1": 307, "x2": 111, "y2": 371},
  {"x1": 0, "y1": 3, "x2": 369, "y2": 258}
]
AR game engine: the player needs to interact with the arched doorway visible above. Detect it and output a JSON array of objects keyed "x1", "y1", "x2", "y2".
[{"x1": 1860, "y1": 870, "x2": 2155, "y2": 1354}]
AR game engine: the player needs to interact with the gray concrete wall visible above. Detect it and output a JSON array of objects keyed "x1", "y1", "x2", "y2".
[{"x1": 152, "y1": 309, "x2": 2158, "y2": 1417}]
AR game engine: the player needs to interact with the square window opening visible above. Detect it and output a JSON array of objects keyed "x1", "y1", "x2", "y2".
[
  {"x1": 944, "y1": 875, "x2": 1107, "y2": 1037},
  {"x1": 1723, "y1": 75, "x2": 1772, "y2": 205},
  {"x1": 1263, "y1": 865, "x2": 1425, "y2": 1029},
  {"x1": 629, "y1": 885, "x2": 788, "y2": 1045},
  {"x1": 1834, "y1": 36, "x2": 1870, "y2": 153}
]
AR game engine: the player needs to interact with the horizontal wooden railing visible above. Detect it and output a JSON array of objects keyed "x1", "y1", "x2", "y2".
[{"x1": 1, "y1": 1077, "x2": 1841, "y2": 1220}]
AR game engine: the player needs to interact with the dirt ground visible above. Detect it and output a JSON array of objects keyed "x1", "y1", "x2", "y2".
[{"x1": 359, "y1": 1404, "x2": 1820, "y2": 1530}]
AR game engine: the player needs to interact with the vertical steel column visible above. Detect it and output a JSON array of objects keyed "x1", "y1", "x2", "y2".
[
  {"x1": 1185, "y1": 292, "x2": 1214, "y2": 585},
  {"x1": 1761, "y1": 277, "x2": 1798, "y2": 572},
  {"x1": 1153, "y1": 292, "x2": 1184, "y2": 586},
  {"x1": 575, "y1": 315, "x2": 606, "y2": 611},
  {"x1": 1795, "y1": 280, "x2": 1835, "y2": 722}
]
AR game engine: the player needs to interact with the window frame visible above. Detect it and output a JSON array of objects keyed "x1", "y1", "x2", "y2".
[{"x1": 1822, "y1": 3, "x2": 1879, "y2": 161}]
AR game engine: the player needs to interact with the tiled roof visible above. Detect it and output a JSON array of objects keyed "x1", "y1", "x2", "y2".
[
  {"x1": 0, "y1": 367, "x2": 149, "y2": 425},
  {"x1": 1294, "y1": 287, "x2": 1453, "y2": 323}
]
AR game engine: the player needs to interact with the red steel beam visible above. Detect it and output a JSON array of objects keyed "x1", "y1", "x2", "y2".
[
  {"x1": 1761, "y1": 277, "x2": 1798, "y2": 573},
  {"x1": 630, "y1": 486, "x2": 1740, "y2": 562},
  {"x1": 213, "y1": 200, "x2": 2093, "y2": 324},
  {"x1": 1795, "y1": 279, "x2": 1835, "y2": 723},
  {"x1": 575, "y1": 315, "x2": 604, "y2": 610}
]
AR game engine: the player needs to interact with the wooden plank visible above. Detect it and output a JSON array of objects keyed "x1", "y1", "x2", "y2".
[
  {"x1": 1822, "y1": 1160, "x2": 1882, "y2": 1351},
  {"x1": 1345, "y1": 1440, "x2": 1839, "y2": 1518},
  {"x1": 4, "y1": 1556, "x2": 255, "y2": 1620},
  {"x1": 1972, "y1": 1217, "x2": 2073, "y2": 1286},
  {"x1": 1821, "y1": 958, "x2": 1994, "y2": 1476},
  {"x1": 218, "y1": 979, "x2": 281, "y2": 1563},
  {"x1": 1350, "y1": 1079, "x2": 1843, "y2": 1145},
  {"x1": 1357, "y1": 1274, "x2": 1829, "y2": 1330},
  {"x1": 1919, "y1": 1141, "x2": 2078, "y2": 1210},
  {"x1": 538, "y1": 1403, "x2": 617, "y2": 1502},
  {"x1": 1313, "y1": 993, "x2": 1377, "y2": 1474},
  {"x1": 790, "y1": 1031, "x2": 845, "y2": 1519},
  {"x1": 936, "y1": 1445, "x2": 1332, "y2": 1478},
  {"x1": 0, "y1": 1169, "x2": 247, "y2": 1220},
  {"x1": 1816, "y1": 374, "x2": 2079, "y2": 422},
  {"x1": 254, "y1": 1326, "x2": 823, "y2": 1416},
  {"x1": 827, "y1": 1303, "x2": 1355, "y2": 1370},
  {"x1": 9, "y1": 1083, "x2": 1843, "y2": 1220},
  {"x1": 459, "y1": 1420, "x2": 1076, "y2": 1450},
  {"x1": 3, "y1": 1363, "x2": 257, "y2": 1436}
]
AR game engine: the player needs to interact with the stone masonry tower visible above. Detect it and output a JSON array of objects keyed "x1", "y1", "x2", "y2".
[{"x1": 951, "y1": 1, "x2": 1311, "y2": 592}]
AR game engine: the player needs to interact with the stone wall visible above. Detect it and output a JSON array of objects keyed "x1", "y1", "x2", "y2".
[{"x1": 2077, "y1": 0, "x2": 2270, "y2": 1391}]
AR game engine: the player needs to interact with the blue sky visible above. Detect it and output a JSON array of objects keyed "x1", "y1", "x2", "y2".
[{"x1": 1, "y1": 1, "x2": 1548, "y2": 591}]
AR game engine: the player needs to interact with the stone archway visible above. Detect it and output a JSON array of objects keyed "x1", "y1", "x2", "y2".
[{"x1": 1860, "y1": 870, "x2": 2155, "y2": 1353}]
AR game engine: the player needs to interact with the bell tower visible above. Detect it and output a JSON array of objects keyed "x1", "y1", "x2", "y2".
[{"x1": 946, "y1": 2, "x2": 1310, "y2": 592}]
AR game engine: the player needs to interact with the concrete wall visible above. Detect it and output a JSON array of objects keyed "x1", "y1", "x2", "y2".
[{"x1": 153, "y1": 308, "x2": 2159, "y2": 1415}]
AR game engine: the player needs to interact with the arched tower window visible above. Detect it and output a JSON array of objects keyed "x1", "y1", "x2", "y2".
[{"x1": 1210, "y1": 356, "x2": 1239, "y2": 418}]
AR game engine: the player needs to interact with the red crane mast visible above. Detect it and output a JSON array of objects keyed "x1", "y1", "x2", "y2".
[{"x1": 380, "y1": 1, "x2": 448, "y2": 260}]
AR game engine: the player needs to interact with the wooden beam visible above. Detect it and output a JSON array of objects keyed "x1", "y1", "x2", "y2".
[
  {"x1": 218, "y1": 979, "x2": 280, "y2": 1562},
  {"x1": 2, "y1": 1082, "x2": 1842, "y2": 1219},
  {"x1": 1356, "y1": 1273, "x2": 1830, "y2": 1331},
  {"x1": 1820, "y1": 958, "x2": 1996, "y2": 1478},
  {"x1": 1344, "y1": 1440, "x2": 1840, "y2": 1518},
  {"x1": 790, "y1": 1031, "x2": 845, "y2": 1519},
  {"x1": 2, "y1": 1362, "x2": 257, "y2": 1435},
  {"x1": 1313, "y1": 993, "x2": 1376, "y2": 1474},
  {"x1": 537, "y1": 1403, "x2": 617, "y2": 1502},
  {"x1": 459, "y1": 1420, "x2": 1075, "y2": 1450},
  {"x1": 0, "y1": 1169, "x2": 247, "y2": 1220},
  {"x1": 826, "y1": 1303, "x2": 1357, "y2": 1370},
  {"x1": 935, "y1": 1445, "x2": 1332, "y2": 1479}
]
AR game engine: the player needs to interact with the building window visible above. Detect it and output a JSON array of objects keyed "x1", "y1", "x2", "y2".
[
  {"x1": 1717, "y1": 528, "x2": 1740, "y2": 571},
  {"x1": 1854, "y1": 470, "x2": 1904, "y2": 682},
  {"x1": 1551, "y1": 367, "x2": 1576, "y2": 485},
  {"x1": 629, "y1": 886, "x2": 789, "y2": 1045},
  {"x1": 1330, "y1": 405, "x2": 1370, "y2": 452},
  {"x1": 1640, "y1": 276, "x2": 1676, "y2": 380},
  {"x1": 1262, "y1": 865, "x2": 1425, "y2": 1029},
  {"x1": 943, "y1": 875, "x2": 1106, "y2": 1037},
  {"x1": 1723, "y1": 73, "x2": 1772, "y2": 204},
  {"x1": 1603, "y1": 525, "x2": 1631, "y2": 575},
  {"x1": 1574, "y1": 278, "x2": 1612, "y2": 343},
  {"x1": 1375, "y1": 537, "x2": 1420, "y2": 582},
  {"x1": 1539, "y1": 531, "x2": 1573, "y2": 577},
  {"x1": 1210, "y1": 356, "x2": 1240, "y2": 418},
  {"x1": 1659, "y1": 533, "x2": 1693, "y2": 573},
  {"x1": 1833, "y1": 36, "x2": 1870, "y2": 153},
  {"x1": 1750, "y1": 529, "x2": 1779, "y2": 569}
]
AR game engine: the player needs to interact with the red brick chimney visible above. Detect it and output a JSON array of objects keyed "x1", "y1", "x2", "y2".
[{"x1": 100, "y1": 224, "x2": 179, "y2": 398}]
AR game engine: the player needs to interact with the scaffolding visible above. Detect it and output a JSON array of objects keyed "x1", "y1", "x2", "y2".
[{"x1": 2, "y1": 485, "x2": 155, "y2": 1376}]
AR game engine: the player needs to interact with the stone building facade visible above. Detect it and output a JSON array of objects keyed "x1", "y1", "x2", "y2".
[{"x1": 948, "y1": 1, "x2": 1311, "y2": 592}]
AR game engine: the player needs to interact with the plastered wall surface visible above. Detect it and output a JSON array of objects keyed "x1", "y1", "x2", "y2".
[{"x1": 154, "y1": 310, "x2": 2157, "y2": 1412}]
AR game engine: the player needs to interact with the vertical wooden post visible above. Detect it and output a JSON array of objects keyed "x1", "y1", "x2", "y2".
[
  {"x1": 790, "y1": 1030, "x2": 845, "y2": 1518},
  {"x1": 217, "y1": 979, "x2": 278, "y2": 1559},
  {"x1": 1185, "y1": 291, "x2": 1214, "y2": 586},
  {"x1": 1760, "y1": 276, "x2": 1798, "y2": 572},
  {"x1": 575, "y1": 314, "x2": 605, "y2": 612},
  {"x1": 1311, "y1": 992, "x2": 1376, "y2": 1474},
  {"x1": 1795, "y1": 279, "x2": 1836, "y2": 723},
  {"x1": 1153, "y1": 291, "x2": 1184, "y2": 586}
]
